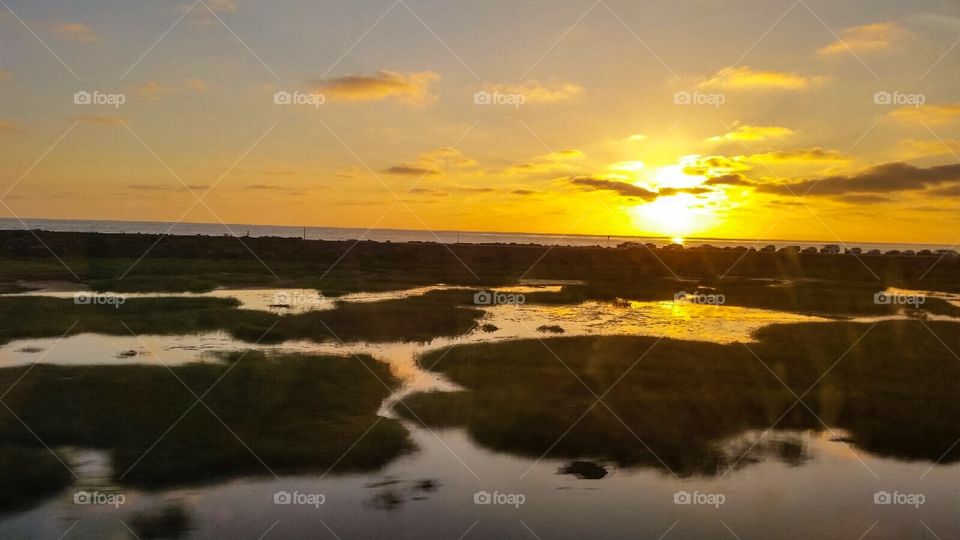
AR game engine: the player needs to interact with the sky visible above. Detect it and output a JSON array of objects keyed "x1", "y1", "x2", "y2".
[{"x1": 0, "y1": 0, "x2": 959, "y2": 244}]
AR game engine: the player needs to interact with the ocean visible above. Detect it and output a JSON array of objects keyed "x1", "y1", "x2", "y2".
[{"x1": 0, "y1": 217, "x2": 953, "y2": 253}]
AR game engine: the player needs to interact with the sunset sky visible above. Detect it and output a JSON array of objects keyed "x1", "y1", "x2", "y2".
[{"x1": 1, "y1": 0, "x2": 959, "y2": 244}]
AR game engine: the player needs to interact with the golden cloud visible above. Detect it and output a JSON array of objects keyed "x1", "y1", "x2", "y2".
[
  {"x1": 385, "y1": 147, "x2": 476, "y2": 176},
  {"x1": 889, "y1": 104, "x2": 960, "y2": 125},
  {"x1": 0, "y1": 120, "x2": 22, "y2": 133},
  {"x1": 708, "y1": 124, "x2": 794, "y2": 142},
  {"x1": 818, "y1": 22, "x2": 906, "y2": 55},
  {"x1": 311, "y1": 71, "x2": 440, "y2": 104},
  {"x1": 487, "y1": 80, "x2": 584, "y2": 103},
  {"x1": 131, "y1": 79, "x2": 210, "y2": 99},
  {"x1": 54, "y1": 23, "x2": 100, "y2": 44},
  {"x1": 746, "y1": 148, "x2": 847, "y2": 163},
  {"x1": 895, "y1": 138, "x2": 960, "y2": 160},
  {"x1": 699, "y1": 66, "x2": 824, "y2": 90},
  {"x1": 504, "y1": 149, "x2": 585, "y2": 177}
]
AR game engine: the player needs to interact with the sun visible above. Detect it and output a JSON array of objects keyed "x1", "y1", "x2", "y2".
[{"x1": 631, "y1": 194, "x2": 697, "y2": 236}]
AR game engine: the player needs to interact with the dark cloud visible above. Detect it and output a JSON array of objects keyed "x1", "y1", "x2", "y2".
[
  {"x1": 384, "y1": 165, "x2": 441, "y2": 176},
  {"x1": 758, "y1": 162, "x2": 960, "y2": 196},
  {"x1": 511, "y1": 189, "x2": 541, "y2": 195},
  {"x1": 570, "y1": 177, "x2": 658, "y2": 200},
  {"x1": 834, "y1": 194, "x2": 892, "y2": 204},
  {"x1": 928, "y1": 183, "x2": 960, "y2": 197},
  {"x1": 128, "y1": 184, "x2": 211, "y2": 192},
  {"x1": 570, "y1": 177, "x2": 712, "y2": 200},
  {"x1": 703, "y1": 174, "x2": 755, "y2": 186}
]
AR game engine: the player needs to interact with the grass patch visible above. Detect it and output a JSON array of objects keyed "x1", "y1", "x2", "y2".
[
  {"x1": 400, "y1": 320, "x2": 960, "y2": 475},
  {"x1": 0, "y1": 290, "x2": 484, "y2": 346},
  {"x1": 0, "y1": 352, "x2": 412, "y2": 500}
]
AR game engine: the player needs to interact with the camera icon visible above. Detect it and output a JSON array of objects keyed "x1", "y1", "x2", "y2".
[
  {"x1": 273, "y1": 91, "x2": 292, "y2": 105},
  {"x1": 873, "y1": 91, "x2": 891, "y2": 105},
  {"x1": 473, "y1": 490, "x2": 491, "y2": 504},
  {"x1": 673, "y1": 291, "x2": 688, "y2": 302},
  {"x1": 273, "y1": 491, "x2": 292, "y2": 505},
  {"x1": 473, "y1": 91, "x2": 492, "y2": 105},
  {"x1": 673, "y1": 91, "x2": 691, "y2": 105},
  {"x1": 874, "y1": 491, "x2": 891, "y2": 504},
  {"x1": 73, "y1": 491, "x2": 91, "y2": 504},
  {"x1": 74, "y1": 292, "x2": 92, "y2": 305},
  {"x1": 473, "y1": 291, "x2": 493, "y2": 305},
  {"x1": 74, "y1": 91, "x2": 92, "y2": 105},
  {"x1": 873, "y1": 291, "x2": 890, "y2": 305},
  {"x1": 673, "y1": 490, "x2": 691, "y2": 504}
]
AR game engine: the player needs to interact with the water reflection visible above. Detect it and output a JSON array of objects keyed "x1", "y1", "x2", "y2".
[{"x1": 1, "y1": 286, "x2": 960, "y2": 539}]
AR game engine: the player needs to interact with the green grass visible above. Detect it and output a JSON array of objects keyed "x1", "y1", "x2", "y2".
[
  {"x1": 400, "y1": 320, "x2": 960, "y2": 476},
  {"x1": 0, "y1": 290, "x2": 484, "y2": 346},
  {"x1": 0, "y1": 351, "x2": 412, "y2": 503},
  {"x1": 0, "y1": 447, "x2": 72, "y2": 510}
]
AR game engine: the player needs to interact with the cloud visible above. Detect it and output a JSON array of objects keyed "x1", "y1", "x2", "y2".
[
  {"x1": 895, "y1": 138, "x2": 960, "y2": 160},
  {"x1": 183, "y1": 79, "x2": 210, "y2": 92},
  {"x1": 511, "y1": 189, "x2": 541, "y2": 196},
  {"x1": 0, "y1": 120, "x2": 22, "y2": 133},
  {"x1": 0, "y1": 70, "x2": 10, "y2": 81},
  {"x1": 746, "y1": 148, "x2": 847, "y2": 163},
  {"x1": 570, "y1": 177, "x2": 711, "y2": 200},
  {"x1": 889, "y1": 104, "x2": 960, "y2": 125},
  {"x1": 608, "y1": 161, "x2": 646, "y2": 173},
  {"x1": 681, "y1": 155, "x2": 752, "y2": 176},
  {"x1": 504, "y1": 149, "x2": 585, "y2": 177},
  {"x1": 384, "y1": 147, "x2": 475, "y2": 176},
  {"x1": 177, "y1": 0, "x2": 236, "y2": 27},
  {"x1": 128, "y1": 183, "x2": 210, "y2": 192},
  {"x1": 486, "y1": 80, "x2": 584, "y2": 103},
  {"x1": 384, "y1": 165, "x2": 441, "y2": 176},
  {"x1": 929, "y1": 183, "x2": 960, "y2": 197},
  {"x1": 708, "y1": 124, "x2": 794, "y2": 142},
  {"x1": 834, "y1": 194, "x2": 892, "y2": 204},
  {"x1": 818, "y1": 22, "x2": 906, "y2": 55},
  {"x1": 66, "y1": 116, "x2": 125, "y2": 126},
  {"x1": 699, "y1": 66, "x2": 824, "y2": 91},
  {"x1": 131, "y1": 79, "x2": 210, "y2": 99},
  {"x1": 757, "y1": 162, "x2": 960, "y2": 196},
  {"x1": 571, "y1": 177, "x2": 658, "y2": 200},
  {"x1": 310, "y1": 71, "x2": 439, "y2": 104},
  {"x1": 542, "y1": 149, "x2": 584, "y2": 161},
  {"x1": 54, "y1": 23, "x2": 100, "y2": 44},
  {"x1": 703, "y1": 174, "x2": 754, "y2": 186}
]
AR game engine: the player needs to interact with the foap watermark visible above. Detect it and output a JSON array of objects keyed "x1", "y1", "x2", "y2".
[
  {"x1": 873, "y1": 291, "x2": 925, "y2": 307},
  {"x1": 74, "y1": 292, "x2": 126, "y2": 309},
  {"x1": 273, "y1": 490, "x2": 325, "y2": 508},
  {"x1": 673, "y1": 90, "x2": 725, "y2": 108},
  {"x1": 74, "y1": 490, "x2": 125, "y2": 508},
  {"x1": 873, "y1": 91, "x2": 925, "y2": 108},
  {"x1": 674, "y1": 490, "x2": 725, "y2": 508},
  {"x1": 874, "y1": 490, "x2": 925, "y2": 508},
  {"x1": 273, "y1": 90, "x2": 326, "y2": 108},
  {"x1": 674, "y1": 291, "x2": 725, "y2": 306},
  {"x1": 473, "y1": 490, "x2": 525, "y2": 508},
  {"x1": 272, "y1": 291, "x2": 325, "y2": 308},
  {"x1": 474, "y1": 290, "x2": 525, "y2": 306},
  {"x1": 473, "y1": 90, "x2": 526, "y2": 108},
  {"x1": 73, "y1": 90, "x2": 126, "y2": 109}
]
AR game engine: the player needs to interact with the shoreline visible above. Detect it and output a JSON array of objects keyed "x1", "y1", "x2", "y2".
[{"x1": 0, "y1": 217, "x2": 954, "y2": 252}]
